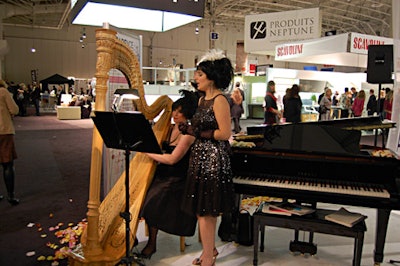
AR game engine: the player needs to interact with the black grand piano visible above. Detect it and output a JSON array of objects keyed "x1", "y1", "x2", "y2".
[{"x1": 232, "y1": 116, "x2": 399, "y2": 265}]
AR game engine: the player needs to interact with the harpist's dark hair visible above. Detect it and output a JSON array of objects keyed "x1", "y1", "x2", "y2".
[
  {"x1": 196, "y1": 50, "x2": 234, "y2": 91},
  {"x1": 172, "y1": 90, "x2": 198, "y2": 119}
]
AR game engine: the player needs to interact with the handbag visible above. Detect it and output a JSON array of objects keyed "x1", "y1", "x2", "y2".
[{"x1": 237, "y1": 209, "x2": 254, "y2": 246}]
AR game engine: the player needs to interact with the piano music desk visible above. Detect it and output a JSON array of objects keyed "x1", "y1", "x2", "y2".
[{"x1": 253, "y1": 209, "x2": 367, "y2": 266}]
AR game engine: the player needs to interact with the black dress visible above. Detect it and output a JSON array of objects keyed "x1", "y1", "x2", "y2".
[
  {"x1": 141, "y1": 144, "x2": 197, "y2": 236},
  {"x1": 182, "y1": 95, "x2": 234, "y2": 217}
]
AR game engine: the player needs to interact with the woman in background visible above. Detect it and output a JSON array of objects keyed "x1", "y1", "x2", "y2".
[
  {"x1": 0, "y1": 79, "x2": 20, "y2": 205},
  {"x1": 319, "y1": 88, "x2": 333, "y2": 121},
  {"x1": 351, "y1": 89, "x2": 366, "y2": 117},
  {"x1": 230, "y1": 87, "x2": 244, "y2": 134},
  {"x1": 383, "y1": 89, "x2": 393, "y2": 120},
  {"x1": 283, "y1": 84, "x2": 302, "y2": 123}
]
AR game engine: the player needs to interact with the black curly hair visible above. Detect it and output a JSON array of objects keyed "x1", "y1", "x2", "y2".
[
  {"x1": 172, "y1": 90, "x2": 198, "y2": 119},
  {"x1": 197, "y1": 57, "x2": 234, "y2": 91}
]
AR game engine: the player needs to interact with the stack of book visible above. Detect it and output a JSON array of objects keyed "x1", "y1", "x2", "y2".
[
  {"x1": 261, "y1": 202, "x2": 315, "y2": 216},
  {"x1": 324, "y1": 207, "x2": 367, "y2": 227}
]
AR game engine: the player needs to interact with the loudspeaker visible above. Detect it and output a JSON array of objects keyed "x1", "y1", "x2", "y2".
[{"x1": 367, "y1": 45, "x2": 393, "y2": 84}]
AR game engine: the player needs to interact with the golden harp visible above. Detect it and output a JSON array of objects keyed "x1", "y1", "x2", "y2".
[{"x1": 68, "y1": 28, "x2": 173, "y2": 266}]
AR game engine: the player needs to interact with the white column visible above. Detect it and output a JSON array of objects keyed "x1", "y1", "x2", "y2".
[{"x1": 387, "y1": 0, "x2": 400, "y2": 154}]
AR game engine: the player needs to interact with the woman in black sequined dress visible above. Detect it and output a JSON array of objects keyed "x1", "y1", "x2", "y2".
[{"x1": 181, "y1": 50, "x2": 235, "y2": 266}]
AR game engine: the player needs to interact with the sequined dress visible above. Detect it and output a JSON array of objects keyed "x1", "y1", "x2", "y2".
[{"x1": 182, "y1": 94, "x2": 234, "y2": 217}]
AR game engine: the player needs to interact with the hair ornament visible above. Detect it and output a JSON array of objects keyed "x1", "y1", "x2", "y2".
[{"x1": 198, "y1": 49, "x2": 226, "y2": 64}]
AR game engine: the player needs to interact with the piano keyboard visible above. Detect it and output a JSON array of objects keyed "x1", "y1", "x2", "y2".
[{"x1": 233, "y1": 175, "x2": 391, "y2": 199}]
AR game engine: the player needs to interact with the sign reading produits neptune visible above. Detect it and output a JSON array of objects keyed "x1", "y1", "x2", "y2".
[{"x1": 244, "y1": 8, "x2": 320, "y2": 54}]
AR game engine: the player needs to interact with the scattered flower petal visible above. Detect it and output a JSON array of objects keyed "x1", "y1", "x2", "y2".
[
  {"x1": 37, "y1": 256, "x2": 46, "y2": 261},
  {"x1": 41, "y1": 234, "x2": 47, "y2": 238},
  {"x1": 26, "y1": 251, "x2": 35, "y2": 257},
  {"x1": 27, "y1": 223, "x2": 35, "y2": 228}
]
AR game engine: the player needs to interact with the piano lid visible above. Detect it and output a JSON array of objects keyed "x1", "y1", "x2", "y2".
[
  {"x1": 306, "y1": 116, "x2": 395, "y2": 131},
  {"x1": 254, "y1": 123, "x2": 361, "y2": 155}
]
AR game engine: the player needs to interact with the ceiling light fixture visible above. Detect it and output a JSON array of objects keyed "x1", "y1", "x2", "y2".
[{"x1": 71, "y1": 0, "x2": 205, "y2": 32}]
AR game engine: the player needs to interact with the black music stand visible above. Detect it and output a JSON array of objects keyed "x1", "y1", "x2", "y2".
[{"x1": 92, "y1": 111, "x2": 161, "y2": 266}]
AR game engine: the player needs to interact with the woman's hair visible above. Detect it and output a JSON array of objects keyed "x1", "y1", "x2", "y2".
[
  {"x1": 357, "y1": 90, "x2": 366, "y2": 99},
  {"x1": 288, "y1": 84, "x2": 300, "y2": 98},
  {"x1": 172, "y1": 90, "x2": 198, "y2": 119},
  {"x1": 197, "y1": 49, "x2": 234, "y2": 91},
  {"x1": 267, "y1": 80, "x2": 275, "y2": 92}
]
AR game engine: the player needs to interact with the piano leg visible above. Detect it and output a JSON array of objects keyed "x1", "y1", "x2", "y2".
[{"x1": 374, "y1": 208, "x2": 391, "y2": 265}]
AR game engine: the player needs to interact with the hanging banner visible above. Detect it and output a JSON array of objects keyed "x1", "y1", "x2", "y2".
[
  {"x1": 275, "y1": 33, "x2": 348, "y2": 61},
  {"x1": 350, "y1": 33, "x2": 393, "y2": 55},
  {"x1": 244, "y1": 8, "x2": 320, "y2": 54}
]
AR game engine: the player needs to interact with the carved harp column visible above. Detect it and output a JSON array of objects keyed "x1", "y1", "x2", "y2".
[{"x1": 68, "y1": 28, "x2": 173, "y2": 265}]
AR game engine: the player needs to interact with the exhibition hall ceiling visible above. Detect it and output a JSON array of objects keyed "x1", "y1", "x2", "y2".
[{"x1": 0, "y1": 0, "x2": 393, "y2": 37}]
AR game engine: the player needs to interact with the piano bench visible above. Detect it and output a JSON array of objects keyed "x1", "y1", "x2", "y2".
[{"x1": 253, "y1": 209, "x2": 367, "y2": 266}]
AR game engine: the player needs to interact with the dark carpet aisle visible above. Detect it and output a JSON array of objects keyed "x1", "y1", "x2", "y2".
[{"x1": 0, "y1": 114, "x2": 93, "y2": 266}]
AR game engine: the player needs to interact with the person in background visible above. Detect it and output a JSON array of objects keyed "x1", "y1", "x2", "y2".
[
  {"x1": 263, "y1": 80, "x2": 281, "y2": 125},
  {"x1": 383, "y1": 89, "x2": 393, "y2": 120},
  {"x1": 331, "y1": 90, "x2": 340, "y2": 119},
  {"x1": 180, "y1": 49, "x2": 234, "y2": 266},
  {"x1": 16, "y1": 83, "x2": 28, "y2": 116},
  {"x1": 366, "y1": 89, "x2": 377, "y2": 116},
  {"x1": 339, "y1": 87, "x2": 352, "y2": 118},
  {"x1": 332, "y1": 91, "x2": 339, "y2": 106},
  {"x1": 283, "y1": 84, "x2": 302, "y2": 123},
  {"x1": 230, "y1": 87, "x2": 244, "y2": 134},
  {"x1": 351, "y1": 89, "x2": 366, "y2": 117},
  {"x1": 350, "y1": 87, "x2": 358, "y2": 104},
  {"x1": 235, "y1": 81, "x2": 245, "y2": 106},
  {"x1": 318, "y1": 87, "x2": 328, "y2": 120},
  {"x1": 30, "y1": 82, "x2": 41, "y2": 116},
  {"x1": 319, "y1": 88, "x2": 333, "y2": 121},
  {"x1": 138, "y1": 90, "x2": 198, "y2": 259},
  {"x1": 378, "y1": 89, "x2": 386, "y2": 120},
  {"x1": 282, "y1": 88, "x2": 291, "y2": 107},
  {"x1": 0, "y1": 79, "x2": 20, "y2": 205}
]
